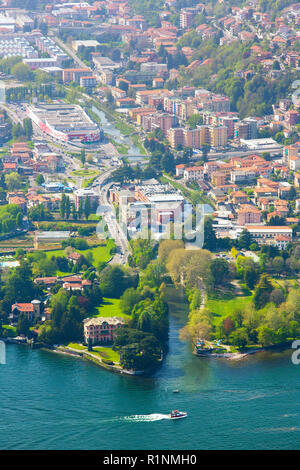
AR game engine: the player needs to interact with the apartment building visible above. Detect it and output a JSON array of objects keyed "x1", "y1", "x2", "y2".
[
  {"x1": 209, "y1": 125, "x2": 228, "y2": 147},
  {"x1": 183, "y1": 166, "x2": 204, "y2": 181},
  {"x1": 211, "y1": 171, "x2": 226, "y2": 186},
  {"x1": 167, "y1": 128, "x2": 184, "y2": 148},
  {"x1": 63, "y1": 68, "x2": 92, "y2": 84},
  {"x1": 74, "y1": 188, "x2": 99, "y2": 210},
  {"x1": 238, "y1": 205, "x2": 262, "y2": 226},
  {"x1": 230, "y1": 169, "x2": 257, "y2": 184},
  {"x1": 180, "y1": 7, "x2": 199, "y2": 28}
]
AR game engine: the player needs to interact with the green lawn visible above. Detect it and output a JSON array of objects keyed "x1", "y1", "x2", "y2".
[
  {"x1": 206, "y1": 291, "x2": 253, "y2": 326},
  {"x1": 46, "y1": 244, "x2": 111, "y2": 270},
  {"x1": 91, "y1": 346, "x2": 120, "y2": 363},
  {"x1": 2, "y1": 325, "x2": 17, "y2": 337},
  {"x1": 94, "y1": 297, "x2": 130, "y2": 320},
  {"x1": 65, "y1": 342, "x2": 120, "y2": 364},
  {"x1": 71, "y1": 169, "x2": 99, "y2": 178},
  {"x1": 67, "y1": 342, "x2": 87, "y2": 351}
]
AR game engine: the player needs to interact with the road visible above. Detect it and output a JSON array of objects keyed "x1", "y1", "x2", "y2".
[
  {"x1": 54, "y1": 36, "x2": 91, "y2": 71},
  {"x1": 1, "y1": 103, "x2": 24, "y2": 125},
  {"x1": 92, "y1": 170, "x2": 130, "y2": 265}
]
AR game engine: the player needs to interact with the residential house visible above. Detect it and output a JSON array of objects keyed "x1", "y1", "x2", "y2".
[{"x1": 83, "y1": 317, "x2": 125, "y2": 344}]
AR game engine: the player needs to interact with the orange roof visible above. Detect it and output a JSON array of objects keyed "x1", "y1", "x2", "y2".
[{"x1": 12, "y1": 303, "x2": 34, "y2": 311}]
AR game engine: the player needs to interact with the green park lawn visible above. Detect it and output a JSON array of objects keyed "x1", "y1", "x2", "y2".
[
  {"x1": 206, "y1": 289, "x2": 253, "y2": 326},
  {"x1": 95, "y1": 297, "x2": 130, "y2": 320},
  {"x1": 67, "y1": 343, "x2": 87, "y2": 351},
  {"x1": 65, "y1": 342, "x2": 120, "y2": 364},
  {"x1": 91, "y1": 346, "x2": 120, "y2": 363},
  {"x1": 46, "y1": 244, "x2": 111, "y2": 273}
]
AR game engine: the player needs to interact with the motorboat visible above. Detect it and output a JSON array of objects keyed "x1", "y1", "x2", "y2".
[{"x1": 170, "y1": 410, "x2": 187, "y2": 419}]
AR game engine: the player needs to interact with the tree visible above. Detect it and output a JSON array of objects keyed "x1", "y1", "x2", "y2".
[
  {"x1": 72, "y1": 202, "x2": 77, "y2": 221},
  {"x1": 209, "y1": 258, "x2": 229, "y2": 287},
  {"x1": 267, "y1": 215, "x2": 285, "y2": 226},
  {"x1": 16, "y1": 211, "x2": 23, "y2": 228},
  {"x1": 35, "y1": 174, "x2": 44, "y2": 186},
  {"x1": 99, "y1": 265, "x2": 136, "y2": 298},
  {"x1": 272, "y1": 256, "x2": 285, "y2": 274},
  {"x1": 243, "y1": 266, "x2": 259, "y2": 290},
  {"x1": 65, "y1": 196, "x2": 71, "y2": 220},
  {"x1": 261, "y1": 152, "x2": 271, "y2": 161},
  {"x1": 253, "y1": 274, "x2": 273, "y2": 310},
  {"x1": 120, "y1": 288, "x2": 142, "y2": 316},
  {"x1": 166, "y1": 248, "x2": 211, "y2": 288},
  {"x1": 229, "y1": 328, "x2": 248, "y2": 349},
  {"x1": 84, "y1": 196, "x2": 91, "y2": 220},
  {"x1": 161, "y1": 152, "x2": 175, "y2": 173},
  {"x1": 130, "y1": 239, "x2": 153, "y2": 269},
  {"x1": 23, "y1": 118, "x2": 33, "y2": 139},
  {"x1": 201, "y1": 143, "x2": 210, "y2": 162},
  {"x1": 223, "y1": 317, "x2": 234, "y2": 336},
  {"x1": 203, "y1": 218, "x2": 217, "y2": 251},
  {"x1": 119, "y1": 334, "x2": 161, "y2": 371},
  {"x1": 257, "y1": 325, "x2": 276, "y2": 347},
  {"x1": 187, "y1": 113, "x2": 203, "y2": 129},
  {"x1": 158, "y1": 239, "x2": 184, "y2": 262},
  {"x1": 286, "y1": 186, "x2": 297, "y2": 201},
  {"x1": 12, "y1": 123, "x2": 24, "y2": 139},
  {"x1": 17, "y1": 313, "x2": 31, "y2": 336},
  {"x1": 270, "y1": 288, "x2": 285, "y2": 306},
  {"x1": 80, "y1": 149, "x2": 86, "y2": 165},
  {"x1": 60, "y1": 193, "x2": 66, "y2": 219},
  {"x1": 5, "y1": 172, "x2": 22, "y2": 191},
  {"x1": 238, "y1": 229, "x2": 251, "y2": 250},
  {"x1": 11, "y1": 62, "x2": 33, "y2": 82},
  {"x1": 78, "y1": 199, "x2": 84, "y2": 219},
  {"x1": 140, "y1": 260, "x2": 166, "y2": 289}
]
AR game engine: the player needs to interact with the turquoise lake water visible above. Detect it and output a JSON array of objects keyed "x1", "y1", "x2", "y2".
[{"x1": 0, "y1": 288, "x2": 299, "y2": 450}]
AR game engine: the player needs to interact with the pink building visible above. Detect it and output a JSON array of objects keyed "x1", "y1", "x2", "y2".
[
  {"x1": 84, "y1": 317, "x2": 125, "y2": 344},
  {"x1": 238, "y1": 205, "x2": 262, "y2": 226}
]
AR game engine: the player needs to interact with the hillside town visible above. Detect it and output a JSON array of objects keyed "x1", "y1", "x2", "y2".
[
  {"x1": 1, "y1": 0, "x2": 300, "y2": 454},
  {"x1": 0, "y1": 0, "x2": 299, "y2": 374}
]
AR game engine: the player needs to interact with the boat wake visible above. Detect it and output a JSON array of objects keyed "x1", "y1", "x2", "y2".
[{"x1": 123, "y1": 413, "x2": 170, "y2": 422}]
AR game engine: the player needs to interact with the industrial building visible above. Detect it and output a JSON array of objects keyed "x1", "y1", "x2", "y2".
[{"x1": 26, "y1": 103, "x2": 101, "y2": 143}]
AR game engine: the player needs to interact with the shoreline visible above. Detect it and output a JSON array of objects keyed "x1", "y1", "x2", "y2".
[
  {"x1": 193, "y1": 341, "x2": 293, "y2": 360},
  {"x1": 41, "y1": 345, "x2": 148, "y2": 376}
]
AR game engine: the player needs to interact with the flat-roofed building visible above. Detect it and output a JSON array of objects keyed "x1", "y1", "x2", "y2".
[
  {"x1": 244, "y1": 225, "x2": 293, "y2": 245},
  {"x1": 26, "y1": 102, "x2": 100, "y2": 143},
  {"x1": 209, "y1": 125, "x2": 228, "y2": 147},
  {"x1": 74, "y1": 187, "x2": 99, "y2": 210}
]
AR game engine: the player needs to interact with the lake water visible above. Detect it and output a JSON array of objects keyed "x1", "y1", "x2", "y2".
[{"x1": 0, "y1": 288, "x2": 299, "y2": 450}]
